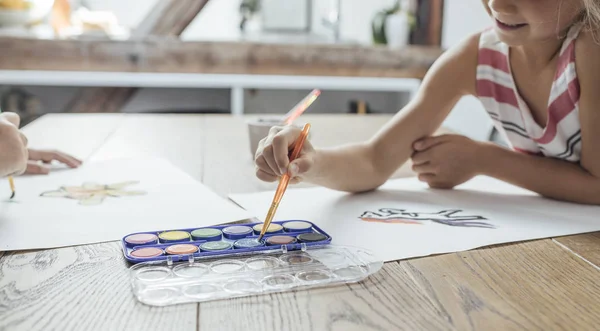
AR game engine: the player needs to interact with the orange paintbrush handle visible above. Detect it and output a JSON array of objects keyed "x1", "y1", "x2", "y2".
[
  {"x1": 259, "y1": 123, "x2": 312, "y2": 240},
  {"x1": 274, "y1": 122, "x2": 310, "y2": 202},
  {"x1": 288, "y1": 123, "x2": 311, "y2": 162},
  {"x1": 283, "y1": 89, "x2": 321, "y2": 125}
]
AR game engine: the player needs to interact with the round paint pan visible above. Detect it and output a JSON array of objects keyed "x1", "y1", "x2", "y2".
[
  {"x1": 261, "y1": 274, "x2": 296, "y2": 289},
  {"x1": 199, "y1": 241, "x2": 232, "y2": 252},
  {"x1": 308, "y1": 250, "x2": 347, "y2": 266},
  {"x1": 173, "y1": 263, "x2": 209, "y2": 278},
  {"x1": 282, "y1": 221, "x2": 313, "y2": 233},
  {"x1": 296, "y1": 270, "x2": 333, "y2": 284},
  {"x1": 279, "y1": 253, "x2": 313, "y2": 265},
  {"x1": 265, "y1": 235, "x2": 297, "y2": 246},
  {"x1": 183, "y1": 283, "x2": 220, "y2": 299},
  {"x1": 245, "y1": 256, "x2": 280, "y2": 270},
  {"x1": 333, "y1": 266, "x2": 368, "y2": 281},
  {"x1": 130, "y1": 247, "x2": 164, "y2": 259},
  {"x1": 222, "y1": 279, "x2": 261, "y2": 293},
  {"x1": 209, "y1": 259, "x2": 245, "y2": 273},
  {"x1": 158, "y1": 230, "x2": 190, "y2": 243},
  {"x1": 296, "y1": 233, "x2": 328, "y2": 243},
  {"x1": 124, "y1": 233, "x2": 158, "y2": 246},
  {"x1": 135, "y1": 266, "x2": 171, "y2": 282},
  {"x1": 222, "y1": 226, "x2": 253, "y2": 240},
  {"x1": 190, "y1": 228, "x2": 222, "y2": 241},
  {"x1": 252, "y1": 223, "x2": 283, "y2": 235},
  {"x1": 139, "y1": 287, "x2": 179, "y2": 305},
  {"x1": 165, "y1": 244, "x2": 199, "y2": 255},
  {"x1": 233, "y1": 238, "x2": 265, "y2": 249}
]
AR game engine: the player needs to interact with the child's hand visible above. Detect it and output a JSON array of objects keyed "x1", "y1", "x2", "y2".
[
  {"x1": 25, "y1": 149, "x2": 83, "y2": 175},
  {"x1": 411, "y1": 134, "x2": 484, "y2": 189},
  {"x1": 254, "y1": 125, "x2": 315, "y2": 184},
  {"x1": 0, "y1": 112, "x2": 29, "y2": 176}
]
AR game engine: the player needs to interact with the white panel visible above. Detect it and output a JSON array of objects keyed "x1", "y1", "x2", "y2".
[{"x1": 261, "y1": 0, "x2": 309, "y2": 30}]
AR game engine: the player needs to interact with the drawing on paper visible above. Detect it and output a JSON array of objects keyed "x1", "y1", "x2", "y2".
[
  {"x1": 40, "y1": 181, "x2": 146, "y2": 205},
  {"x1": 359, "y1": 208, "x2": 495, "y2": 228}
]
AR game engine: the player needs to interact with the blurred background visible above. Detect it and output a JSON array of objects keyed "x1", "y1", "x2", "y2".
[{"x1": 0, "y1": 0, "x2": 494, "y2": 141}]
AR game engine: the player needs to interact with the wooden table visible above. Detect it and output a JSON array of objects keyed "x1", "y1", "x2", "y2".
[{"x1": 2, "y1": 114, "x2": 600, "y2": 331}]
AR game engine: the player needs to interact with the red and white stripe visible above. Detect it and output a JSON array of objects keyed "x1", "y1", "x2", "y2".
[{"x1": 475, "y1": 24, "x2": 582, "y2": 162}]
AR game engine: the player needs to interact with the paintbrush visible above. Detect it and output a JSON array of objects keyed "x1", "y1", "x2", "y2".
[
  {"x1": 281, "y1": 89, "x2": 321, "y2": 125},
  {"x1": 257, "y1": 123, "x2": 311, "y2": 242}
]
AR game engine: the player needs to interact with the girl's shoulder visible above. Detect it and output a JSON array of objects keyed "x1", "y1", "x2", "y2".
[
  {"x1": 574, "y1": 29, "x2": 600, "y2": 91},
  {"x1": 575, "y1": 29, "x2": 600, "y2": 68},
  {"x1": 574, "y1": 28, "x2": 600, "y2": 119}
]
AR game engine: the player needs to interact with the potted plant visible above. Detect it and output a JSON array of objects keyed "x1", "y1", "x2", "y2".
[{"x1": 372, "y1": 0, "x2": 415, "y2": 48}]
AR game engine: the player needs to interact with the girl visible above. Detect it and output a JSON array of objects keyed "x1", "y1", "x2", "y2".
[
  {"x1": 0, "y1": 112, "x2": 81, "y2": 177},
  {"x1": 254, "y1": 0, "x2": 600, "y2": 205}
]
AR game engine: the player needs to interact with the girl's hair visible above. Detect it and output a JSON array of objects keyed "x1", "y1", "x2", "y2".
[{"x1": 581, "y1": 0, "x2": 600, "y2": 36}]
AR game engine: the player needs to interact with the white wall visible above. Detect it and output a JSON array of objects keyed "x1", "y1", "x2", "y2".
[
  {"x1": 82, "y1": 0, "x2": 157, "y2": 29},
  {"x1": 439, "y1": 0, "x2": 495, "y2": 141},
  {"x1": 180, "y1": 0, "x2": 400, "y2": 45},
  {"x1": 180, "y1": 0, "x2": 243, "y2": 41}
]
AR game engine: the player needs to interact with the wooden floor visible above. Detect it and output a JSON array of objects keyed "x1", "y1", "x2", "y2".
[{"x1": 1, "y1": 114, "x2": 599, "y2": 331}]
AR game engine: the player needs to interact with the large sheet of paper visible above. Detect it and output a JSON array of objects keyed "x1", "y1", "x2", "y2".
[
  {"x1": 229, "y1": 176, "x2": 600, "y2": 262},
  {"x1": 0, "y1": 158, "x2": 252, "y2": 251}
]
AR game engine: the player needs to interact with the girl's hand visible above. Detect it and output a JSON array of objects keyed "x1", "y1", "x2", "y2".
[
  {"x1": 254, "y1": 125, "x2": 315, "y2": 184},
  {"x1": 25, "y1": 149, "x2": 83, "y2": 175},
  {"x1": 411, "y1": 134, "x2": 485, "y2": 189},
  {"x1": 0, "y1": 112, "x2": 29, "y2": 176}
]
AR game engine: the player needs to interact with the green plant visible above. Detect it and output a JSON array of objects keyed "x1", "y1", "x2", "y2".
[{"x1": 371, "y1": 0, "x2": 416, "y2": 45}]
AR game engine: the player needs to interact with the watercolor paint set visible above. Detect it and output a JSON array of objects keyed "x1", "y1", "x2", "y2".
[
  {"x1": 121, "y1": 220, "x2": 333, "y2": 264},
  {"x1": 128, "y1": 244, "x2": 382, "y2": 306},
  {"x1": 122, "y1": 219, "x2": 383, "y2": 305}
]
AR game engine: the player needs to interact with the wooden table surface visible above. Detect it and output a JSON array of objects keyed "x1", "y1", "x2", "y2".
[{"x1": 1, "y1": 113, "x2": 600, "y2": 331}]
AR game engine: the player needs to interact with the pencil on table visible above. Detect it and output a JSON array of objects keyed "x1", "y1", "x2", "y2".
[{"x1": 8, "y1": 176, "x2": 15, "y2": 199}]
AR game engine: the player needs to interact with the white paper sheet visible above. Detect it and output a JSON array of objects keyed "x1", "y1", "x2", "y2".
[
  {"x1": 0, "y1": 158, "x2": 253, "y2": 251},
  {"x1": 229, "y1": 176, "x2": 600, "y2": 262}
]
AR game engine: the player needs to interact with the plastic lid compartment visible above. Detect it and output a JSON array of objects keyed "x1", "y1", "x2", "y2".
[{"x1": 129, "y1": 245, "x2": 383, "y2": 306}]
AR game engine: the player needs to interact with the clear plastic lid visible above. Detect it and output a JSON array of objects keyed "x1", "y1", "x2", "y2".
[{"x1": 128, "y1": 244, "x2": 383, "y2": 306}]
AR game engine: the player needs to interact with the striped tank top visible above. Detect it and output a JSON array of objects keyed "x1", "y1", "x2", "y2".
[{"x1": 476, "y1": 24, "x2": 582, "y2": 162}]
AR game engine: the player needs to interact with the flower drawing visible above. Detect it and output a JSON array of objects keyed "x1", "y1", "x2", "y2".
[{"x1": 40, "y1": 181, "x2": 146, "y2": 205}]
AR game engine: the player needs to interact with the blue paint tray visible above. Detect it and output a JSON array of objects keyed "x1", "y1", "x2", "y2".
[{"x1": 121, "y1": 219, "x2": 332, "y2": 264}]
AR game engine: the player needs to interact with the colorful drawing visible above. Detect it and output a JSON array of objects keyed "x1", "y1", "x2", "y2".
[
  {"x1": 40, "y1": 181, "x2": 146, "y2": 205},
  {"x1": 359, "y1": 208, "x2": 495, "y2": 228}
]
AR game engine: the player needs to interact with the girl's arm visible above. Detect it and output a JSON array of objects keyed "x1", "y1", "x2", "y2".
[
  {"x1": 474, "y1": 31, "x2": 600, "y2": 205},
  {"x1": 304, "y1": 34, "x2": 481, "y2": 192}
]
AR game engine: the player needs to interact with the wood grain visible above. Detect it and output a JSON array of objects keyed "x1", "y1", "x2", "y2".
[
  {"x1": 406, "y1": 240, "x2": 600, "y2": 330},
  {"x1": 198, "y1": 262, "x2": 456, "y2": 331},
  {"x1": 554, "y1": 233, "x2": 600, "y2": 268},
  {"x1": 0, "y1": 242, "x2": 196, "y2": 331},
  {"x1": 0, "y1": 38, "x2": 443, "y2": 79}
]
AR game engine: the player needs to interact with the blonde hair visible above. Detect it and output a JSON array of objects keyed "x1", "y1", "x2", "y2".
[{"x1": 581, "y1": 0, "x2": 600, "y2": 35}]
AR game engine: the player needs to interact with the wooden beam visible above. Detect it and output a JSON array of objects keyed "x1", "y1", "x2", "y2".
[
  {"x1": 133, "y1": 0, "x2": 210, "y2": 37},
  {"x1": 0, "y1": 37, "x2": 444, "y2": 79},
  {"x1": 64, "y1": 0, "x2": 210, "y2": 113}
]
